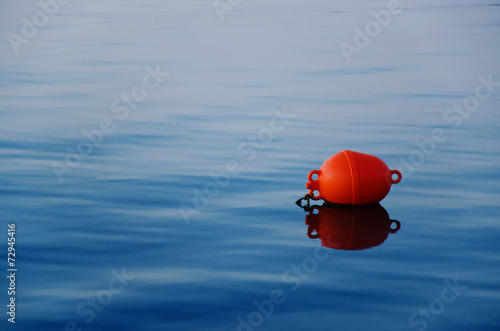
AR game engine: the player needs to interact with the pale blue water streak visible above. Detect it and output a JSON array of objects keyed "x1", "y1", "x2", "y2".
[{"x1": 1, "y1": 0, "x2": 499, "y2": 330}]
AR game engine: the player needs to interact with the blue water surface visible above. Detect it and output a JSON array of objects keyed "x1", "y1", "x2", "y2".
[{"x1": 1, "y1": 0, "x2": 499, "y2": 330}]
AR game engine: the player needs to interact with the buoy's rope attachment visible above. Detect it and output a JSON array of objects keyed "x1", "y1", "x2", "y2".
[{"x1": 295, "y1": 194, "x2": 312, "y2": 210}]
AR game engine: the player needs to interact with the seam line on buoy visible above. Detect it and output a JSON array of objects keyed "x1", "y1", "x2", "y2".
[{"x1": 343, "y1": 150, "x2": 360, "y2": 205}]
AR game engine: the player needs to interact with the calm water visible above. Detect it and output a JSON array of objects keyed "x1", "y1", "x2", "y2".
[{"x1": 1, "y1": 0, "x2": 499, "y2": 330}]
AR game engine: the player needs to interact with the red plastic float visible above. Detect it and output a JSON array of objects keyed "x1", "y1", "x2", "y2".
[{"x1": 305, "y1": 150, "x2": 401, "y2": 205}]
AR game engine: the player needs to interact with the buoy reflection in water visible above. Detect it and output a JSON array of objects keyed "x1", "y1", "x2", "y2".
[{"x1": 305, "y1": 203, "x2": 401, "y2": 251}]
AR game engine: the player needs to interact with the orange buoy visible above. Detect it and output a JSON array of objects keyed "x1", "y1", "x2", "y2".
[
  {"x1": 305, "y1": 204, "x2": 400, "y2": 250},
  {"x1": 305, "y1": 150, "x2": 401, "y2": 205}
]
